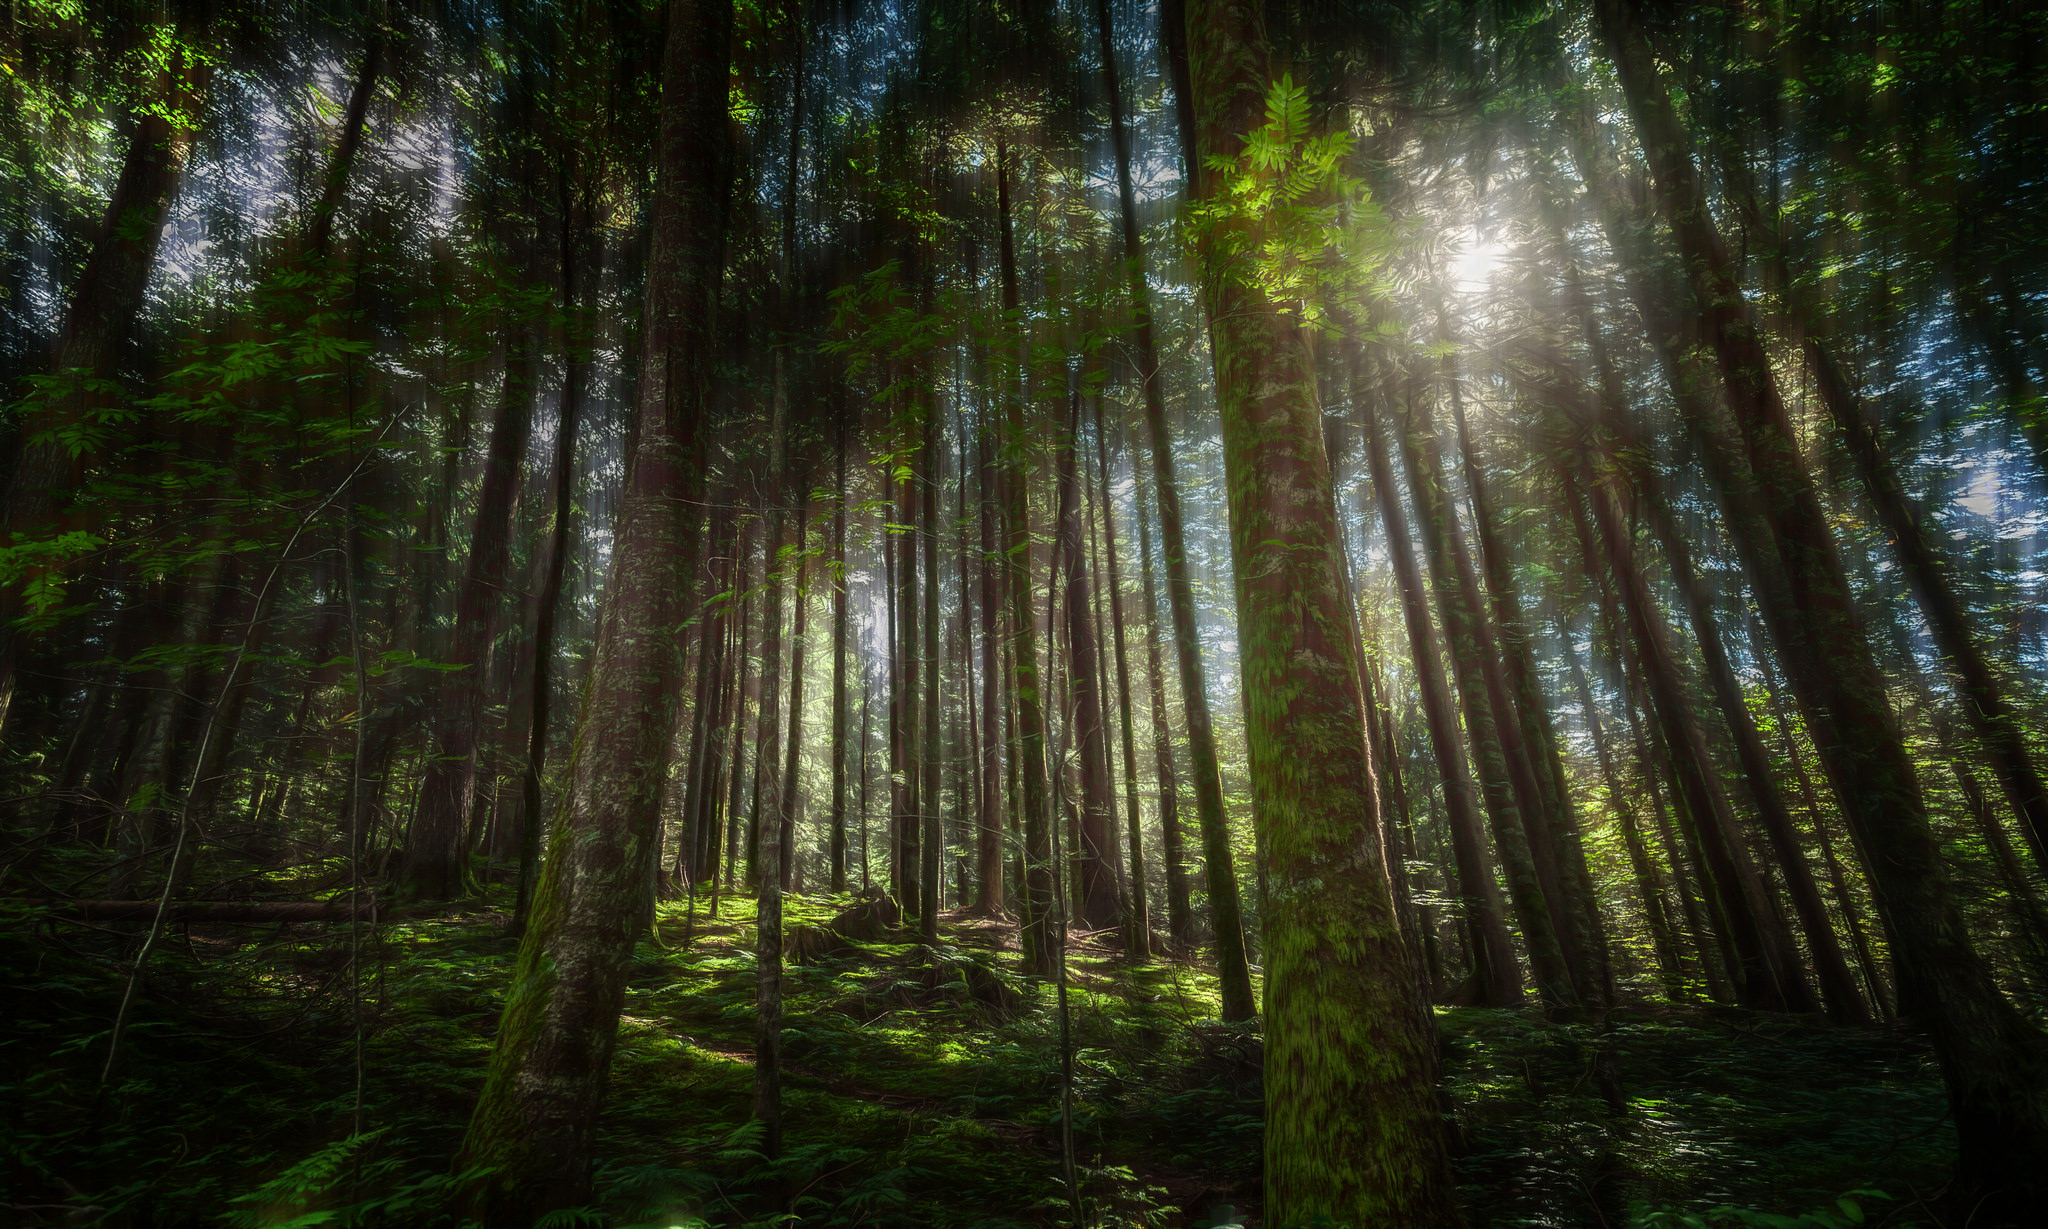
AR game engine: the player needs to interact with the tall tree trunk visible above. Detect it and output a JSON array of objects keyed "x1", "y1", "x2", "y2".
[
  {"x1": 1186, "y1": 1, "x2": 1460, "y2": 1220},
  {"x1": 454, "y1": 0, "x2": 729, "y2": 1216},
  {"x1": 1574, "y1": 464, "x2": 1801, "y2": 1011},
  {"x1": 831, "y1": 423, "x2": 851, "y2": 892},
  {"x1": 975, "y1": 425, "x2": 1006, "y2": 915},
  {"x1": 1445, "y1": 374, "x2": 1611, "y2": 1008},
  {"x1": 920, "y1": 395, "x2": 943, "y2": 939},
  {"x1": 1094, "y1": 406, "x2": 1150, "y2": 956},
  {"x1": 779, "y1": 498, "x2": 809, "y2": 892},
  {"x1": 1718, "y1": 145, "x2": 2048, "y2": 876},
  {"x1": 408, "y1": 308, "x2": 538, "y2": 899},
  {"x1": 1400, "y1": 387, "x2": 1575, "y2": 1009},
  {"x1": 512, "y1": 179, "x2": 589, "y2": 932},
  {"x1": 1357, "y1": 364, "x2": 1521, "y2": 1007},
  {"x1": 1054, "y1": 391, "x2": 1121, "y2": 933},
  {"x1": 1101, "y1": 0, "x2": 1251, "y2": 1017},
  {"x1": 0, "y1": 16, "x2": 211, "y2": 739},
  {"x1": 1564, "y1": 627, "x2": 1687, "y2": 1000},
  {"x1": 995, "y1": 140, "x2": 1057, "y2": 976},
  {"x1": 1131, "y1": 443, "x2": 1191, "y2": 947},
  {"x1": 1594, "y1": 0, "x2": 2048, "y2": 1196}
]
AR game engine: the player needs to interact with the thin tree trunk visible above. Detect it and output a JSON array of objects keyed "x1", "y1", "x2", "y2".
[
  {"x1": 995, "y1": 140, "x2": 1056, "y2": 976},
  {"x1": 920, "y1": 394, "x2": 943, "y2": 940},
  {"x1": 831, "y1": 422, "x2": 850, "y2": 892},
  {"x1": 1399, "y1": 386, "x2": 1574, "y2": 1009},
  {"x1": 1131, "y1": 443, "x2": 1190, "y2": 947},
  {"x1": 1101, "y1": 0, "x2": 1251, "y2": 1017},
  {"x1": 1564, "y1": 629, "x2": 1687, "y2": 1000},
  {"x1": 409, "y1": 310, "x2": 537, "y2": 900},
  {"x1": 975, "y1": 425, "x2": 1006, "y2": 915},
  {"x1": 1357, "y1": 364, "x2": 1521, "y2": 1007},
  {"x1": 1094, "y1": 405, "x2": 1150, "y2": 956},
  {"x1": 1054, "y1": 391, "x2": 1121, "y2": 933},
  {"x1": 1575, "y1": 465, "x2": 1798, "y2": 1011}
]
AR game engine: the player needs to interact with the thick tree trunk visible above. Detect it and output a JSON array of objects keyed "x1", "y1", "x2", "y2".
[
  {"x1": 453, "y1": 0, "x2": 728, "y2": 1217},
  {"x1": 1186, "y1": 1, "x2": 1460, "y2": 1221},
  {"x1": 1594, "y1": 0, "x2": 2048, "y2": 1199}
]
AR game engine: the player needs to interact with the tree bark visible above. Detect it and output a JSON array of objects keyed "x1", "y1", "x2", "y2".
[
  {"x1": 1103, "y1": 0, "x2": 1252, "y2": 1016},
  {"x1": 1357, "y1": 365, "x2": 1522, "y2": 1008},
  {"x1": 1186, "y1": 1, "x2": 1461, "y2": 1220},
  {"x1": 1594, "y1": 0, "x2": 2048, "y2": 1198},
  {"x1": 1131, "y1": 442, "x2": 1191, "y2": 947},
  {"x1": 1399, "y1": 386, "x2": 1575, "y2": 1009},
  {"x1": 453, "y1": 0, "x2": 728, "y2": 1216},
  {"x1": 995, "y1": 140, "x2": 1057, "y2": 977}
]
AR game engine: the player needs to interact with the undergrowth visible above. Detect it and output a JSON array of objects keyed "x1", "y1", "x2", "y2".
[{"x1": 1, "y1": 888, "x2": 1953, "y2": 1226}]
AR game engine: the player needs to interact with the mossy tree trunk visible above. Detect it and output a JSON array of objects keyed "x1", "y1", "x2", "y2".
[
  {"x1": 1185, "y1": 0, "x2": 1462, "y2": 1220},
  {"x1": 452, "y1": 0, "x2": 729, "y2": 1217}
]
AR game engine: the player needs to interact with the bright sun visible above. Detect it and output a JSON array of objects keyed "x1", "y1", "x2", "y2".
[{"x1": 1453, "y1": 230, "x2": 1505, "y2": 291}]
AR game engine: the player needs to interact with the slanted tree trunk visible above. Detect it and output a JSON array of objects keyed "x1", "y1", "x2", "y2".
[
  {"x1": 1574, "y1": 463, "x2": 1802, "y2": 1011},
  {"x1": 1400, "y1": 387, "x2": 1575, "y2": 1010},
  {"x1": 1357, "y1": 362, "x2": 1521, "y2": 1007},
  {"x1": 1445, "y1": 367, "x2": 1610, "y2": 1008},
  {"x1": 1186, "y1": 0, "x2": 1460, "y2": 1220},
  {"x1": 453, "y1": 0, "x2": 728, "y2": 1216},
  {"x1": 1719, "y1": 146, "x2": 2048, "y2": 876},
  {"x1": 1564, "y1": 627, "x2": 1687, "y2": 1000},
  {"x1": 1105, "y1": 0, "x2": 1251, "y2": 1017},
  {"x1": 1594, "y1": 0, "x2": 2048, "y2": 1198}
]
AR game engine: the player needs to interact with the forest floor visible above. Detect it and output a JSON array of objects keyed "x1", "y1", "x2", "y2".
[{"x1": 3, "y1": 888, "x2": 1956, "y2": 1228}]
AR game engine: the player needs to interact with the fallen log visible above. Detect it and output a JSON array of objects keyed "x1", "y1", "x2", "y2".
[{"x1": 10, "y1": 898, "x2": 413, "y2": 924}]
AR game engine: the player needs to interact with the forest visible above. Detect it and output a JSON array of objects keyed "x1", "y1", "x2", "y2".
[{"x1": 3, "y1": 0, "x2": 2047, "y2": 1224}]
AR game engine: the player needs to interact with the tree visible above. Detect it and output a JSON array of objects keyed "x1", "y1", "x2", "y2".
[{"x1": 1185, "y1": 0, "x2": 1461, "y2": 1219}]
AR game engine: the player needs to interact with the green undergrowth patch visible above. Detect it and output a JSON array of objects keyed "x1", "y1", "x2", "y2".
[{"x1": 2, "y1": 892, "x2": 1952, "y2": 1227}]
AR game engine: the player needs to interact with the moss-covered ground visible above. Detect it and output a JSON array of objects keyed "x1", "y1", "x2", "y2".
[{"x1": 2, "y1": 891, "x2": 1953, "y2": 1227}]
